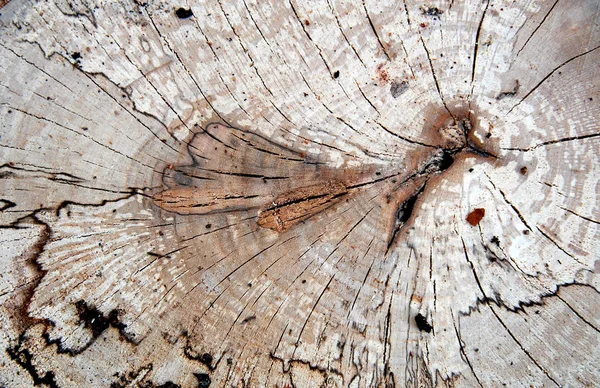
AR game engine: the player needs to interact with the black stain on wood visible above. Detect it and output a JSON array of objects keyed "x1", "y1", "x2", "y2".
[
  {"x1": 76, "y1": 300, "x2": 126, "y2": 339},
  {"x1": 155, "y1": 383, "x2": 181, "y2": 388},
  {"x1": 423, "y1": 7, "x2": 443, "y2": 17},
  {"x1": 199, "y1": 352, "x2": 213, "y2": 367},
  {"x1": 415, "y1": 313, "x2": 433, "y2": 333},
  {"x1": 175, "y1": 7, "x2": 193, "y2": 19},
  {"x1": 139, "y1": 382, "x2": 181, "y2": 388},
  {"x1": 333, "y1": 70, "x2": 340, "y2": 79},
  {"x1": 39, "y1": 300, "x2": 138, "y2": 354},
  {"x1": 7, "y1": 333, "x2": 60, "y2": 388},
  {"x1": 194, "y1": 373, "x2": 211, "y2": 388},
  {"x1": 184, "y1": 347, "x2": 216, "y2": 371}
]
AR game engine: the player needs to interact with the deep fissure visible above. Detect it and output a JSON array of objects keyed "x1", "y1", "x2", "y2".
[{"x1": 384, "y1": 115, "x2": 493, "y2": 250}]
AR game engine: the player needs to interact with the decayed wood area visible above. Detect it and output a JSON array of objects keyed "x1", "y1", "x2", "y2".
[{"x1": 0, "y1": 0, "x2": 599, "y2": 387}]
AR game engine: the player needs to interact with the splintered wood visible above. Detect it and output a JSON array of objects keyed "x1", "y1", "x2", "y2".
[{"x1": 257, "y1": 181, "x2": 347, "y2": 232}]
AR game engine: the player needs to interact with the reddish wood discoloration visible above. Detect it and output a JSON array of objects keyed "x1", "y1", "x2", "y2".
[{"x1": 466, "y1": 208, "x2": 485, "y2": 226}]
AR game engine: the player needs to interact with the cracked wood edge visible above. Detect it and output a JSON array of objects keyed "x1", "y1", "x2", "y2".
[{"x1": 0, "y1": 0, "x2": 599, "y2": 387}]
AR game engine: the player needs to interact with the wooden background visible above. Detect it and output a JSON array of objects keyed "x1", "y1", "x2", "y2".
[{"x1": 0, "y1": 0, "x2": 598, "y2": 387}]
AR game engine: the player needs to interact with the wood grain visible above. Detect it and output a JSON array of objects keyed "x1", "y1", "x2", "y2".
[{"x1": 0, "y1": 0, "x2": 598, "y2": 387}]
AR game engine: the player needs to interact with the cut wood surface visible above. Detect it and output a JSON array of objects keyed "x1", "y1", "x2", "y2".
[{"x1": 0, "y1": 0, "x2": 599, "y2": 387}]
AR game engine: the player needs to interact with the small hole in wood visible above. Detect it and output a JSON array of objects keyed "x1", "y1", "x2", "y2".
[{"x1": 175, "y1": 7, "x2": 193, "y2": 19}]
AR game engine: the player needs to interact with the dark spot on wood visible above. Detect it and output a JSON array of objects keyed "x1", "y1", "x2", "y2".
[
  {"x1": 485, "y1": 132, "x2": 492, "y2": 138},
  {"x1": 175, "y1": 7, "x2": 193, "y2": 19},
  {"x1": 82, "y1": 127, "x2": 88, "y2": 131},
  {"x1": 466, "y1": 208, "x2": 485, "y2": 226},
  {"x1": 520, "y1": 166, "x2": 528, "y2": 175},
  {"x1": 387, "y1": 184, "x2": 426, "y2": 251},
  {"x1": 375, "y1": 171, "x2": 381, "y2": 176},
  {"x1": 194, "y1": 372, "x2": 211, "y2": 388},
  {"x1": 241, "y1": 315, "x2": 256, "y2": 324},
  {"x1": 71, "y1": 52, "x2": 81, "y2": 60},
  {"x1": 437, "y1": 151, "x2": 455, "y2": 171},
  {"x1": 491, "y1": 236, "x2": 500, "y2": 246},
  {"x1": 468, "y1": 168, "x2": 474, "y2": 172},
  {"x1": 423, "y1": 7, "x2": 442, "y2": 17},
  {"x1": 395, "y1": 186, "x2": 423, "y2": 229},
  {"x1": 77, "y1": 301, "x2": 117, "y2": 337},
  {"x1": 523, "y1": 229, "x2": 530, "y2": 235},
  {"x1": 199, "y1": 352, "x2": 213, "y2": 366},
  {"x1": 390, "y1": 80, "x2": 409, "y2": 98},
  {"x1": 156, "y1": 382, "x2": 181, "y2": 388},
  {"x1": 302, "y1": 279, "x2": 306, "y2": 284},
  {"x1": 304, "y1": 19, "x2": 310, "y2": 26},
  {"x1": 333, "y1": 70, "x2": 340, "y2": 79},
  {"x1": 415, "y1": 313, "x2": 432, "y2": 333},
  {"x1": 205, "y1": 223, "x2": 212, "y2": 229}
]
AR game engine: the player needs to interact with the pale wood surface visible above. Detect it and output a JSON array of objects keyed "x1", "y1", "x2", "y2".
[{"x1": 0, "y1": 1, "x2": 599, "y2": 387}]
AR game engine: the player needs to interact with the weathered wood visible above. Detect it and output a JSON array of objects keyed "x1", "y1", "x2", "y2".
[{"x1": 0, "y1": 0, "x2": 599, "y2": 387}]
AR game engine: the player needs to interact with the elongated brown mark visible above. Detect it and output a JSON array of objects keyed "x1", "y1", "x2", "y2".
[{"x1": 257, "y1": 181, "x2": 347, "y2": 232}]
